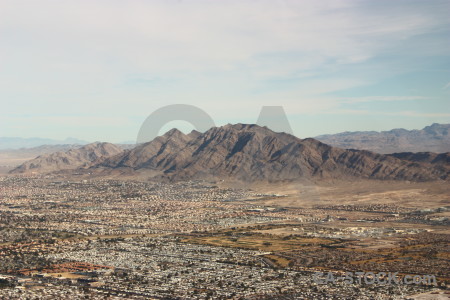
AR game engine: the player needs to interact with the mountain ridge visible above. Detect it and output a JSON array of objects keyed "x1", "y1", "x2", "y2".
[
  {"x1": 315, "y1": 123, "x2": 450, "y2": 154},
  {"x1": 10, "y1": 142, "x2": 124, "y2": 174},
  {"x1": 91, "y1": 124, "x2": 449, "y2": 182}
]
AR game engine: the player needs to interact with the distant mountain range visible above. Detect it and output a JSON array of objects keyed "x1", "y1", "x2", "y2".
[
  {"x1": 315, "y1": 123, "x2": 450, "y2": 154},
  {"x1": 0, "y1": 137, "x2": 88, "y2": 150}
]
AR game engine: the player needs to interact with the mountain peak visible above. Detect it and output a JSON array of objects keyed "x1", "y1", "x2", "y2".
[
  {"x1": 220, "y1": 123, "x2": 264, "y2": 131},
  {"x1": 187, "y1": 130, "x2": 202, "y2": 139},
  {"x1": 162, "y1": 128, "x2": 186, "y2": 138},
  {"x1": 204, "y1": 124, "x2": 276, "y2": 138}
]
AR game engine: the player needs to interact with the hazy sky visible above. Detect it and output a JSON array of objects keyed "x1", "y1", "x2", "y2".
[{"x1": 1, "y1": 0, "x2": 449, "y2": 142}]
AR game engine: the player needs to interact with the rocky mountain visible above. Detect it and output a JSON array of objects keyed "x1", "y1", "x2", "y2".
[
  {"x1": 315, "y1": 123, "x2": 450, "y2": 154},
  {"x1": 92, "y1": 124, "x2": 449, "y2": 182},
  {"x1": 10, "y1": 142, "x2": 124, "y2": 174}
]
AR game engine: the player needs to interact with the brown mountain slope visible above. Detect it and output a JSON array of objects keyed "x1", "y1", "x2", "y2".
[
  {"x1": 388, "y1": 152, "x2": 450, "y2": 164},
  {"x1": 387, "y1": 152, "x2": 450, "y2": 176},
  {"x1": 10, "y1": 142, "x2": 124, "y2": 174},
  {"x1": 315, "y1": 123, "x2": 450, "y2": 154},
  {"x1": 93, "y1": 124, "x2": 449, "y2": 182},
  {"x1": 99, "y1": 129, "x2": 195, "y2": 170}
]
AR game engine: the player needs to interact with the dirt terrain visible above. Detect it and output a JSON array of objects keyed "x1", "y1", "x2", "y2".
[{"x1": 246, "y1": 180, "x2": 450, "y2": 209}]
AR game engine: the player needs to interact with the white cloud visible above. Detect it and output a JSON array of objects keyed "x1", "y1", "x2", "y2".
[
  {"x1": 0, "y1": 0, "x2": 449, "y2": 139},
  {"x1": 1, "y1": 1, "x2": 446, "y2": 78},
  {"x1": 340, "y1": 96, "x2": 430, "y2": 104}
]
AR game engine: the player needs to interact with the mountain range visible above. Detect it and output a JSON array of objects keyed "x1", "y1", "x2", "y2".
[
  {"x1": 3, "y1": 123, "x2": 448, "y2": 153},
  {"x1": 11, "y1": 143, "x2": 123, "y2": 174},
  {"x1": 315, "y1": 123, "x2": 450, "y2": 154},
  {"x1": 9, "y1": 124, "x2": 450, "y2": 182}
]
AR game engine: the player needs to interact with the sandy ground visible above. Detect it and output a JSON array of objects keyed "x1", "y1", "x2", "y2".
[
  {"x1": 0, "y1": 154, "x2": 36, "y2": 167},
  {"x1": 245, "y1": 180, "x2": 450, "y2": 209},
  {"x1": 0, "y1": 166, "x2": 12, "y2": 175}
]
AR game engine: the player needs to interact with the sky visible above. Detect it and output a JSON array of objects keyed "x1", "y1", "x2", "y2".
[{"x1": 1, "y1": 0, "x2": 449, "y2": 142}]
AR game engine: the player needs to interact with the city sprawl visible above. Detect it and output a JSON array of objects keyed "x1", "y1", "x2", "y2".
[{"x1": 0, "y1": 176, "x2": 449, "y2": 299}]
